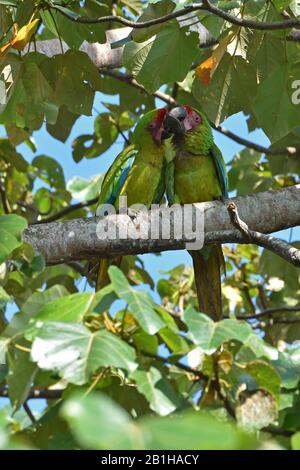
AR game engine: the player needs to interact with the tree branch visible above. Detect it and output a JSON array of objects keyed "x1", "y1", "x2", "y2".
[
  {"x1": 211, "y1": 124, "x2": 300, "y2": 157},
  {"x1": 32, "y1": 196, "x2": 98, "y2": 225},
  {"x1": 48, "y1": 1, "x2": 300, "y2": 32},
  {"x1": 22, "y1": 185, "x2": 300, "y2": 266},
  {"x1": 227, "y1": 201, "x2": 300, "y2": 267},
  {"x1": 237, "y1": 306, "x2": 300, "y2": 320},
  {"x1": 0, "y1": 386, "x2": 63, "y2": 399},
  {"x1": 100, "y1": 69, "x2": 176, "y2": 106}
]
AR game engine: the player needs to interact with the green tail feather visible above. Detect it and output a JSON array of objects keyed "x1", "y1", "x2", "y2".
[
  {"x1": 190, "y1": 245, "x2": 224, "y2": 321},
  {"x1": 96, "y1": 256, "x2": 122, "y2": 291}
]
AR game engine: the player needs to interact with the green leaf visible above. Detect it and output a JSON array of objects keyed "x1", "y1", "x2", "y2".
[
  {"x1": 245, "y1": 360, "x2": 281, "y2": 401},
  {"x1": 61, "y1": 392, "x2": 134, "y2": 449},
  {"x1": 259, "y1": 246, "x2": 300, "y2": 297},
  {"x1": 131, "y1": 0, "x2": 175, "y2": 42},
  {"x1": 31, "y1": 322, "x2": 137, "y2": 385},
  {"x1": 183, "y1": 306, "x2": 276, "y2": 359},
  {"x1": 140, "y1": 412, "x2": 257, "y2": 450},
  {"x1": 46, "y1": 105, "x2": 79, "y2": 143},
  {"x1": 21, "y1": 61, "x2": 53, "y2": 104},
  {"x1": 22, "y1": 403, "x2": 76, "y2": 450},
  {"x1": 0, "y1": 215, "x2": 27, "y2": 263},
  {"x1": 109, "y1": 266, "x2": 165, "y2": 335},
  {"x1": 4, "y1": 285, "x2": 69, "y2": 338},
  {"x1": 124, "y1": 23, "x2": 199, "y2": 93},
  {"x1": 131, "y1": 367, "x2": 179, "y2": 416},
  {"x1": 7, "y1": 349, "x2": 37, "y2": 411},
  {"x1": 30, "y1": 292, "x2": 94, "y2": 323},
  {"x1": 0, "y1": 286, "x2": 10, "y2": 310},
  {"x1": 121, "y1": 0, "x2": 143, "y2": 15},
  {"x1": 291, "y1": 432, "x2": 300, "y2": 450},
  {"x1": 132, "y1": 330, "x2": 158, "y2": 355},
  {"x1": 25, "y1": 292, "x2": 96, "y2": 340},
  {"x1": 192, "y1": 54, "x2": 257, "y2": 125},
  {"x1": 272, "y1": 351, "x2": 300, "y2": 389},
  {"x1": 40, "y1": 51, "x2": 102, "y2": 116},
  {"x1": 252, "y1": 63, "x2": 300, "y2": 142},
  {"x1": 67, "y1": 175, "x2": 103, "y2": 202},
  {"x1": 0, "y1": 139, "x2": 28, "y2": 172},
  {"x1": 31, "y1": 155, "x2": 65, "y2": 189},
  {"x1": 273, "y1": 0, "x2": 292, "y2": 11},
  {"x1": 62, "y1": 392, "x2": 257, "y2": 450},
  {"x1": 72, "y1": 114, "x2": 118, "y2": 161}
]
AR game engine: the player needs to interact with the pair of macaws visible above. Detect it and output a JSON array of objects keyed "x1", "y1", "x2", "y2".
[{"x1": 97, "y1": 106, "x2": 228, "y2": 321}]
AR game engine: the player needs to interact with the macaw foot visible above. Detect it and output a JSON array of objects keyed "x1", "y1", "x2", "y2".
[{"x1": 127, "y1": 208, "x2": 139, "y2": 220}]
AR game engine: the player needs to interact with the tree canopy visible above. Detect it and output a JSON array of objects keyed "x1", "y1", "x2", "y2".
[{"x1": 0, "y1": 0, "x2": 300, "y2": 451}]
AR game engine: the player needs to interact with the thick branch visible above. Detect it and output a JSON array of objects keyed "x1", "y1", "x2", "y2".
[
  {"x1": 27, "y1": 28, "x2": 132, "y2": 68},
  {"x1": 22, "y1": 185, "x2": 300, "y2": 265}
]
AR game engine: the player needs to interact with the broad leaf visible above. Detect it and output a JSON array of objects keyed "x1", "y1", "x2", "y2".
[
  {"x1": 131, "y1": 367, "x2": 179, "y2": 416},
  {"x1": 0, "y1": 215, "x2": 27, "y2": 263},
  {"x1": 31, "y1": 322, "x2": 137, "y2": 385},
  {"x1": 109, "y1": 266, "x2": 165, "y2": 335},
  {"x1": 124, "y1": 23, "x2": 199, "y2": 93}
]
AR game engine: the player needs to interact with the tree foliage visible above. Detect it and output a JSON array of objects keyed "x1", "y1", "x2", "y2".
[{"x1": 0, "y1": 0, "x2": 299, "y2": 450}]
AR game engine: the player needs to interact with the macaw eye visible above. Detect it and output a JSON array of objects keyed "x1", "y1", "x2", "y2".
[{"x1": 195, "y1": 116, "x2": 200, "y2": 122}]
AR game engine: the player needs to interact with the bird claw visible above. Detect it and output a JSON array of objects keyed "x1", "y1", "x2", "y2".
[{"x1": 127, "y1": 208, "x2": 139, "y2": 220}]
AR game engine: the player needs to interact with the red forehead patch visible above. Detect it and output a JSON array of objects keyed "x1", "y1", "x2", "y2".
[
  {"x1": 155, "y1": 108, "x2": 167, "y2": 124},
  {"x1": 183, "y1": 105, "x2": 193, "y2": 114}
]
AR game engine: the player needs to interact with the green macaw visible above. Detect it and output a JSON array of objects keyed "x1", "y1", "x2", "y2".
[
  {"x1": 163, "y1": 105, "x2": 228, "y2": 320},
  {"x1": 96, "y1": 108, "x2": 167, "y2": 290}
]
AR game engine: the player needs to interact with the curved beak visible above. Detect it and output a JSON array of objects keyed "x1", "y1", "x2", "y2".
[{"x1": 162, "y1": 106, "x2": 187, "y2": 139}]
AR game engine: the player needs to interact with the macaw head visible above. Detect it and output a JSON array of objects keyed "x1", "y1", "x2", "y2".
[
  {"x1": 132, "y1": 108, "x2": 167, "y2": 146},
  {"x1": 163, "y1": 105, "x2": 203, "y2": 137}
]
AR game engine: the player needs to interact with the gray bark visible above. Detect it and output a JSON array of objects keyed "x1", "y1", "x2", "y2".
[
  {"x1": 27, "y1": 28, "x2": 131, "y2": 68},
  {"x1": 23, "y1": 185, "x2": 300, "y2": 265}
]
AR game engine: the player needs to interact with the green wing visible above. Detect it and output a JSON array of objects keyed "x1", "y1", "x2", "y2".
[
  {"x1": 97, "y1": 144, "x2": 137, "y2": 207},
  {"x1": 210, "y1": 143, "x2": 228, "y2": 198}
]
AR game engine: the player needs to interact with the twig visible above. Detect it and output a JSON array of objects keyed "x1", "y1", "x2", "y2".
[
  {"x1": 0, "y1": 386, "x2": 63, "y2": 399},
  {"x1": 235, "y1": 306, "x2": 300, "y2": 320},
  {"x1": 115, "y1": 122, "x2": 130, "y2": 145},
  {"x1": 0, "y1": 179, "x2": 11, "y2": 214},
  {"x1": 142, "y1": 351, "x2": 207, "y2": 381},
  {"x1": 30, "y1": 196, "x2": 98, "y2": 225},
  {"x1": 66, "y1": 262, "x2": 87, "y2": 276},
  {"x1": 227, "y1": 201, "x2": 300, "y2": 268},
  {"x1": 211, "y1": 123, "x2": 300, "y2": 157},
  {"x1": 227, "y1": 201, "x2": 252, "y2": 241},
  {"x1": 213, "y1": 355, "x2": 235, "y2": 419},
  {"x1": 48, "y1": 1, "x2": 300, "y2": 32},
  {"x1": 23, "y1": 401, "x2": 37, "y2": 424},
  {"x1": 100, "y1": 69, "x2": 176, "y2": 106}
]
